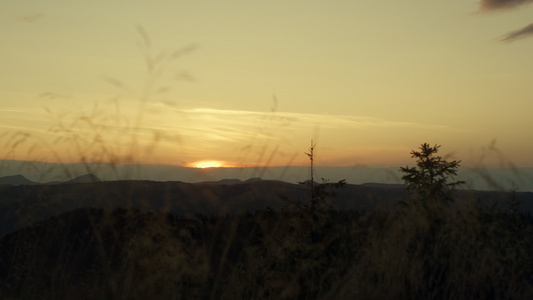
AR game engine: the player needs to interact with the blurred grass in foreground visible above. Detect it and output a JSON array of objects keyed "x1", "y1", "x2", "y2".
[{"x1": 1, "y1": 198, "x2": 533, "y2": 299}]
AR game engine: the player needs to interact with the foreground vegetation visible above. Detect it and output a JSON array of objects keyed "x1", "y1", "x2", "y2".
[
  {"x1": 2, "y1": 143, "x2": 532, "y2": 299},
  {"x1": 1, "y1": 197, "x2": 533, "y2": 299}
]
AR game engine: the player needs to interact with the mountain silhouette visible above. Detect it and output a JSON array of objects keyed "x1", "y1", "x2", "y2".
[
  {"x1": 0, "y1": 178, "x2": 531, "y2": 237},
  {"x1": 0, "y1": 173, "x2": 101, "y2": 186},
  {"x1": 64, "y1": 174, "x2": 101, "y2": 184},
  {"x1": 0, "y1": 175, "x2": 38, "y2": 186}
]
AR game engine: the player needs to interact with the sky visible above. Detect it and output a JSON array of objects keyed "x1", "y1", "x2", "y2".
[{"x1": 1, "y1": 0, "x2": 533, "y2": 170}]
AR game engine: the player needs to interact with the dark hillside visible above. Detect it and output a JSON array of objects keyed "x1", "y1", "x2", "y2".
[
  {"x1": 1, "y1": 179, "x2": 531, "y2": 237},
  {"x1": 0, "y1": 175, "x2": 38, "y2": 186}
]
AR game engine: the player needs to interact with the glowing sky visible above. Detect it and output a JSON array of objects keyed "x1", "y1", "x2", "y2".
[{"x1": 1, "y1": 1, "x2": 533, "y2": 168}]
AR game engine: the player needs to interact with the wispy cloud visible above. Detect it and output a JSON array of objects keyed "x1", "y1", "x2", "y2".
[
  {"x1": 0, "y1": 108, "x2": 26, "y2": 113},
  {"x1": 19, "y1": 14, "x2": 44, "y2": 23},
  {"x1": 477, "y1": 0, "x2": 533, "y2": 42},
  {"x1": 480, "y1": 0, "x2": 533, "y2": 10},
  {"x1": 179, "y1": 108, "x2": 465, "y2": 133},
  {"x1": 501, "y1": 23, "x2": 533, "y2": 41}
]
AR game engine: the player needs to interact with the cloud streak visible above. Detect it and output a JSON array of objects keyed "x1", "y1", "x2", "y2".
[
  {"x1": 19, "y1": 14, "x2": 44, "y2": 23},
  {"x1": 0, "y1": 108, "x2": 26, "y2": 113},
  {"x1": 501, "y1": 23, "x2": 533, "y2": 41},
  {"x1": 480, "y1": 0, "x2": 533, "y2": 10},
  {"x1": 179, "y1": 108, "x2": 466, "y2": 134},
  {"x1": 478, "y1": 1, "x2": 533, "y2": 42}
]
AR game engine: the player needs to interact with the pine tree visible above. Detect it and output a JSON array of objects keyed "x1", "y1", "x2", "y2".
[{"x1": 400, "y1": 143, "x2": 465, "y2": 203}]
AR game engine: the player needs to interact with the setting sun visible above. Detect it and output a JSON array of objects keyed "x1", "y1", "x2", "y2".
[{"x1": 192, "y1": 160, "x2": 224, "y2": 168}]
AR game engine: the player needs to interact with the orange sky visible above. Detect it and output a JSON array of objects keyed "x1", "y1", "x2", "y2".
[{"x1": 1, "y1": 1, "x2": 533, "y2": 169}]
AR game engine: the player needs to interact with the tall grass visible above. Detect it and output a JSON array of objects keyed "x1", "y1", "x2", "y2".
[{"x1": 2, "y1": 196, "x2": 533, "y2": 299}]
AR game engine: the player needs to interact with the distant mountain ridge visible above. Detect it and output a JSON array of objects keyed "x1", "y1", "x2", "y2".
[
  {"x1": 0, "y1": 178, "x2": 531, "y2": 237},
  {"x1": 197, "y1": 177, "x2": 285, "y2": 185},
  {"x1": 3, "y1": 159, "x2": 532, "y2": 191},
  {"x1": 0, "y1": 175, "x2": 38, "y2": 186},
  {"x1": 0, "y1": 174, "x2": 101, "y2": 186},
  {"x1": 65, "y1": 174, "x2": 101, "y2": 183}
]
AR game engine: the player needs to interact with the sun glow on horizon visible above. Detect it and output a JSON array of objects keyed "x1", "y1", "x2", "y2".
[{"x1": 192, "y1": 160, "x2": 224, "y2": 168}]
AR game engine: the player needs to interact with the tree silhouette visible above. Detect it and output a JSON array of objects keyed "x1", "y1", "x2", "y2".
[
  {"x1": 305, "y1": 140, "x2": 317, "y2": 201},
  {"x1": 290, "y1": 140, "x2": 346, "y2": 214},
  {"x1": 400, "y1": 143, "x2": 465, "y2": 203}
]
